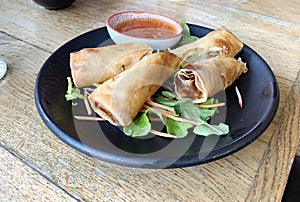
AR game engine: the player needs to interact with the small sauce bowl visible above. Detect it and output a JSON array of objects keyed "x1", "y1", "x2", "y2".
[{"x1": 106, "y1": 11, "x2": 183, "y2": 50}]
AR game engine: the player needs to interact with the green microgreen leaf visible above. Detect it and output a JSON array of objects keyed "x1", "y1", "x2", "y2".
[
  {"x1": 198, "y1": 98, "x2": 218, "y2": 121},
  {"x1": 148, "y1": 108, "x2": 192, "y2": 138},
  {"x1": 65, "y1": 77, "x2": 85, "y2": 101},
  {"x1": 193, "y1": 122, "x2": 229, "y2": 136},
  {"x1": 123, "y1": 111, "x2": 151, "y2": 137},
  {"x1": 164, "y1": 118, "x2": 193, "y2": 138},
  {"x1": 161, "y1": 91, "x2": 176, "y2": 99},
  {"x1": 179, "y1": 20, "x2": 199, "y2": 46}
]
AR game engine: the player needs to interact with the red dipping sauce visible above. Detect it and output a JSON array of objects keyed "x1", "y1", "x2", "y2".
[{"x1": 115, "y1": 18, "x2": 178, "y2": 39}]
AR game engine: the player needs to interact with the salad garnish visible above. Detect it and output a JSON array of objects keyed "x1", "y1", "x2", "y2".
[
  {"x1": 123, "y1": 89, "x2": 229, "y2": 138},
  {"x1": 65, "y1": 77, "x2": 85, "y2": 101},
  {"x1": 179, "y1": 20, "x2": 199, "y2": 46}
]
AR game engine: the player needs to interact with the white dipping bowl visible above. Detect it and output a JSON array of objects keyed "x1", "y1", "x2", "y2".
[{"x1": 106, "y1": 11, "x2": 183, "y2": 50}]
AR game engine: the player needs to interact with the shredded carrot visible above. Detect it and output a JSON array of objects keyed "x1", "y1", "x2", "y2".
[
  {"x1": 74, "y1": 116, "x2": 105, "y2": 121},
  {"x1": 146, "y1": 99, "x2": 175, "y2": 112},
  {"x1": 198, "y1": 102, "x2": 225, "y2": 108},
  {"x1": 143, "y1": 104, "x2": 200, "y2": 126},
  {"x1": 150, "y1": 130, "x2": 177, "y2": 138},
  {"x1": 166, "y1": 115, "x2": 200, "y2": 126},
  {"x1": 149, "y1": 117, "x2": 162, "y2": 122},
  {"x1": 143, "y1": 104, "x2": 178, "y2": 117}
]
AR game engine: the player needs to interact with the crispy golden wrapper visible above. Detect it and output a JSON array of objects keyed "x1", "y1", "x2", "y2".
[
  {"x1": 70, "y1": 43, "x2": 152, "y2": 88},
  {"x1": 172, "y1": 29, "x2": 243, "y2": 58},
  {"x1": 88, "y1": 52, "x2": 182, "y2": 126},
  {"x1": 174, "y1": 57, "x2": 248, "y2": 103}
]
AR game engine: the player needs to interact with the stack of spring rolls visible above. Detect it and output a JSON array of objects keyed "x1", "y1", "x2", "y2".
[
  {"x1": 69, "y1": 30, "x2": 247, "y2": 126},
  {"x1": 172, "y1": 29, "x2": 248, "y2": 103}
]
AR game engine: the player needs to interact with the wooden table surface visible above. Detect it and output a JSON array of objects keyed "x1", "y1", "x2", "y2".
[{"x1": 0, "y1": 0, "x2": 299, "y2": 201}]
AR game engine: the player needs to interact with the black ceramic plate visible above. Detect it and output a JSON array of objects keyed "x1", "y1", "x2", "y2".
[{"x1": 34, "y1": 25, "x2": 279, "y2": 169}]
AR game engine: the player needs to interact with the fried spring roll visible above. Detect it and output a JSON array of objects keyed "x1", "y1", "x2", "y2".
[
  {"x1": 172, "y1": 30, "x2": 243, "y2": 58},
  {"x1": 180, "y1": 46, "x2": 225, "y2": 65},
  {"x1": 174, "y1": 57, "x2": 248, "y2": 103},
  {"x1": 88, "y1": 52, "x2": 182, "y2": 126},
  {"x1": 70, "y1": 43, "x2": 152, "y2": 88}
]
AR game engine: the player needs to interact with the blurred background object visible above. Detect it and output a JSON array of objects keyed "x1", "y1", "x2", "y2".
[
  {"x1": 0, "y1": 57, "x2": 7, "y2": 80},
  {"x1": 33, "y1": 0, "x2": 75, "y2": 10}
]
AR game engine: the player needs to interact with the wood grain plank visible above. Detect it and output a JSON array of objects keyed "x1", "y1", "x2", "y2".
[
  {"x1": 245, "y1": 70, "x2": 300, "y2": 201},
  {"x1": 0, "y1": 0, "x2": 101, "y2": 52},
  {"x1": 199, "y1": 0, "x2": 300, "y2": 24},
  {"x1": 0, "y1": 146, "x2": 78, "y2": 201}
]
